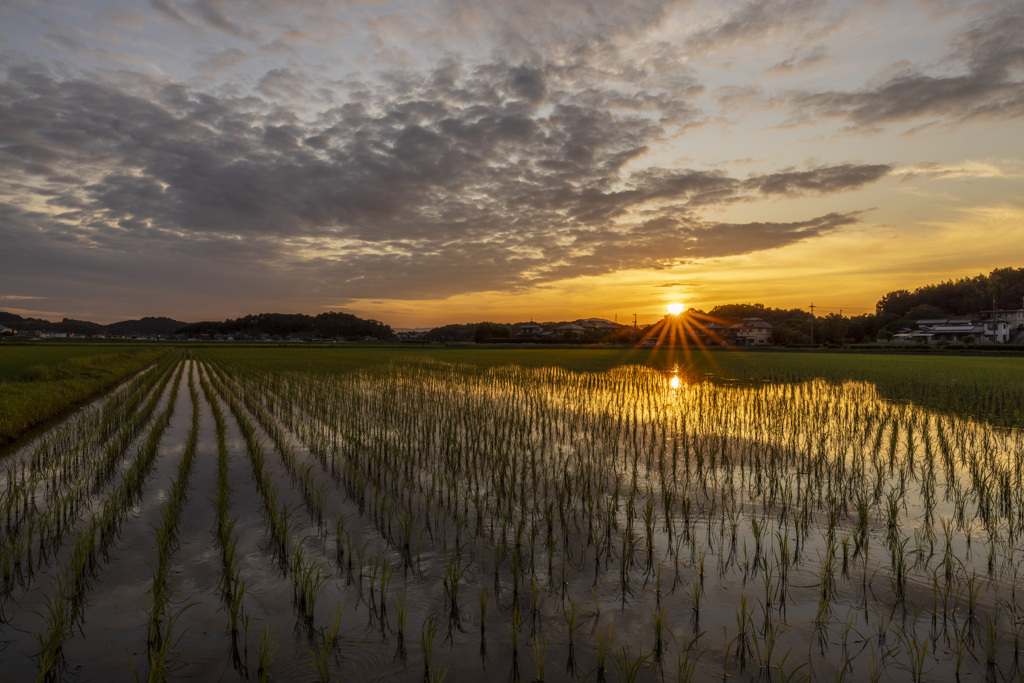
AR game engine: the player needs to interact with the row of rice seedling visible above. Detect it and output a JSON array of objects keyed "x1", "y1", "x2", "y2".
[
  {"x1": 198, "y1": 349, "x2": 1024, "y2": 681},
  {"x1": 211, "y1": 359, "x2": 427, "y2": 680},
  {"x1": 27, "y1": 358, "x2": 186, "y2": 680},
  {"x1": 201, "y1": 356, "x2": 348, "y2": 676},
  {"x1": 145, "y1": 362, "x2": 201, "y2": 681},
  {"x1": 0, "y1": 352, "x2": 180, "y2": 616},
  {"x1": 196, "y1": 365, "x2": 253, "y2": 676}
]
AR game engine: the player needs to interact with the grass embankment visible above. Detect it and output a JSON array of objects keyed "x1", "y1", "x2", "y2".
[{"x1": 0, "y1": 345, "x2": 171, "y2": 446}]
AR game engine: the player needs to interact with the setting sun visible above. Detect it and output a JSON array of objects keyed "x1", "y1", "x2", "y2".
[{"x1": 667, "y1": 303, "x2": 685, "y2": 315}]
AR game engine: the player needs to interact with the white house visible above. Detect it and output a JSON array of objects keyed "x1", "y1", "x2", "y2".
[
  {"x1": 894, "y1": 318, "x2": 1010, "y2": 344},
  {"x1": 981, "y1": 297, "x2": 1024, "y2": 330}
]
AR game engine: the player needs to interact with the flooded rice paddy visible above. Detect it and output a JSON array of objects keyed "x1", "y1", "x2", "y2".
[{"x1": 1, "y1": 349, "x2": 1023, "y2": 681}]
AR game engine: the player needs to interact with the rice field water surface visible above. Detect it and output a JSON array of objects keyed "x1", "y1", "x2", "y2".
[{"x1": 1, "y1": 345, "x2": 1023, "y2": 682}]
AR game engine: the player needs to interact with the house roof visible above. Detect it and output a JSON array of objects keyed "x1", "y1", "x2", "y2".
[
  {"x1": 919, "y1": 324, "x2": 986, "y2": 334},
  {"x1": 916, "y1": 318, "x2": 971, "y2": 325},
  {"x1": 578, "y1": 318, "x2": 621, "y2": 328},
  {"x1": 733, "y1": 317, "x2": 773, "y2": 330}
]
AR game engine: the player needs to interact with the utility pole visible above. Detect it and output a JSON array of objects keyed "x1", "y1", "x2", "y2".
[
  {"x1": 633, "y1": 313, "x2": 637, "y2": 327},
  {"x1": 809, "y1": 303, "x2": 815, "y2": 345}
]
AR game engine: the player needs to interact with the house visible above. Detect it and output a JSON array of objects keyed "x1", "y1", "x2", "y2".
[
  {"x1": 891, "y1": 318, "x2": 1009, "y2": 344},
  {"x1": 981, "y1": 298, "x2": 1024, "y2": 330},
  {"x1": 577, "y1": 318, "x2": 622, "y2": 332},
  {"x1": 515, "y1": 323, "x2": 545, "y2": 337},
  {"x1": 553, "y1": 323, "x2": 589, "y2": 337},
  {"x1": 731, "y1": 318, "x2": 773, "y2": 345},
  {"x1": 980, "y1": 319, "x2": 1011, "y2": 343},
  {"x1": 690, "y1": 321, "x2": 734, "y2": 345}
]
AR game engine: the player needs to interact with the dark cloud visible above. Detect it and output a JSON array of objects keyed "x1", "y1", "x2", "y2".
[
  {"x1": 766, "y1": 45, "x2": 830, "y2": 74},
  {"x1": 0, "y1": 54, "x2": 887, "y2": 304},
  {"x1": 194, "y1": 47, "x2": 248, "y2": 73},
  {"x1": 687, "y1": 0, "x2": 833, "y2": 56},
  {"x1": 257, "y1": 68, "x2": 307, "y2": 100},
  {"x1": 785, "y1": 3, "x2": 1024, "y2": 127},
  {"x1": 150, "y1": 0, "x2": 189, "y2": 25},
  {"x1": 530, "y1": 212, "x2": 860, "y2": 283},
  {"x1": 149, "y1": 0, "x2": 263, "y2": 38},
  {"x1": 752, "y1": 164, "x2": 892, "y2": 195},
  {"x1": 448, "y1": 0, "x2": 688, "y2": 56},
  {"x1": 192, "y1": 0, "x2": 248, "y2": 37}
]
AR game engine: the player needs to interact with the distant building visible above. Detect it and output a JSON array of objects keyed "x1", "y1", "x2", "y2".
[
  {"x1": 576, "y1": 318, "x2": 622, "y2": 332},
  {"x1": 731, "y1": 318, "x2": 773, "y2": 345},
  {"x1": 514, "y1": 323, "x2": 544, "y2": 337},
  {"x1": 890, "y1": 318, "x2": 1010, "y2": 344},
  {"x1": 981, "y1": 297, "x2": 1024, "y2": 330},
  {"x1": 553, "y1": 323, "x2": 589, "y2": 337}
]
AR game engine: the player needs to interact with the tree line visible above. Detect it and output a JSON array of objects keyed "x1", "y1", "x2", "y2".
[
  {"x1": 426, "y1": 267, "x2": 1024, "y2": 346},
  {"x1": 176, "y1": 312, "x2": 394, "y2": 340}
]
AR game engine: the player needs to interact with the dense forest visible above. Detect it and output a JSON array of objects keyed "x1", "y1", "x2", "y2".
[
  {"x1": 697, "y1": 266, "x2": 1024, "y2": 344},
  {"x1": 875, "y1": 267, "x2": 1024, "y2": 317},
  {"x1": 175, "y1": 312, "x2": 394, "y2": 340}
]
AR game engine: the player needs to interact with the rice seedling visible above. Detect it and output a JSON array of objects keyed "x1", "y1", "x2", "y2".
[
  {"x1": 479, "y1": 587, "x2": 488, "y2": 634},
  {"x1": 612, "y1": 644, "x2": 650, "y2": 683},
  {"x1": 595, "y1": 623, "x2": 613, "y2": 683},
  {"x1": 257, "y1": 624, "x2": 277, "y2": 683},
  {"x1": 899, "y1": 630, "x2": 929, "y2": 683},
  {"x1": 420, "y1": 613, "x2": 443, "y2": 682},
  {"x1": 531, "y1": 634, "x2": 547, "y2": 682},
  {"x1": 4, "y1": 345, "x2": 1024, "y2": 680},
  {"x1": 733, "y1": 592, "x2": 755, "y2": 669}
]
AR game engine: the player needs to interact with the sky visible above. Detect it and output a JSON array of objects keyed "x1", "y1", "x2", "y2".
[{"x1": 1, "y1": 0, "x2": 1023, "y2": 328}]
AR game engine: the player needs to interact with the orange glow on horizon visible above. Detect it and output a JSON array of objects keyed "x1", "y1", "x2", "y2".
[{"x1": 632, "y1": 307, "x2": 737, "y2": 371}]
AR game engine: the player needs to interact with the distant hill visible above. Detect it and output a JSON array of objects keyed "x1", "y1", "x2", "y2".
[
  {"x1": 1, "y1": 310, "x2": 393, "y2": 340},
  {"x1": 0, "y1": 312, "x2": 187, "y2": 337},
  {"x1": 1, "y1": 312, "x2": 180, "y2": 336},
  {"x1": 107, "y1": 317, "x2": 187, "y2": 337},
  {"x1": 175, "y1": 311, "x2": 394, "y2": 340}
]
